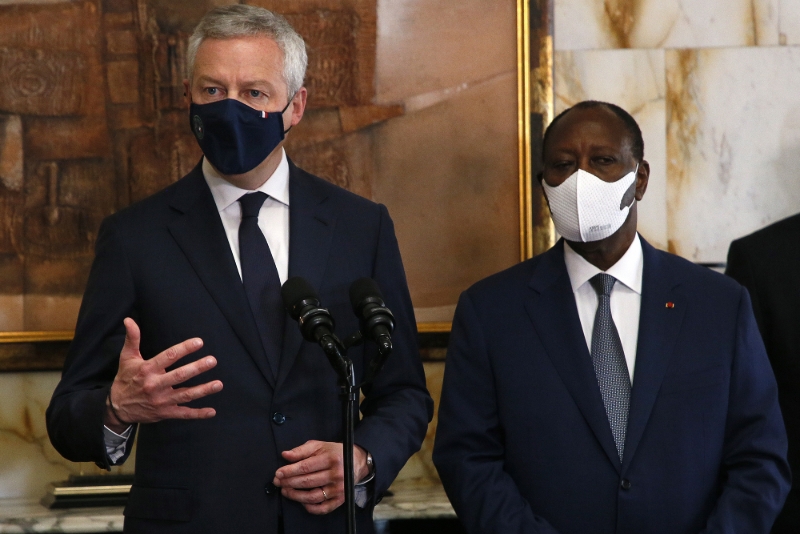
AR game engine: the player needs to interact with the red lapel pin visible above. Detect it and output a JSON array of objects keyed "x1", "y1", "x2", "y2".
[{"x1": 665, "y1": 302, "x2": 675, "y2": 308}]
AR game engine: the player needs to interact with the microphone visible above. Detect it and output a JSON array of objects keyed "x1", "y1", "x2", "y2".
[
  {"x1": 281, "y1": 277, "x2": 348, "y2": 378},
  {"x1": 349, "y1": 278, "x2": 394, "y2": 384}
]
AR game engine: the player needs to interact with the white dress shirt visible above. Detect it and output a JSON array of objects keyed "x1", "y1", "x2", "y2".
[
  {"x1": 563, "y1": 234, "x2": 643, "y2": 383},
  {"x1": 203, "y1": 150, "x2": 290, "y2": 284}
]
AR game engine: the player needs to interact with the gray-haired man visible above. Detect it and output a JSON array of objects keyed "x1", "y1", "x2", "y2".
[{"x1": 46, "y1": 6, "x2": 432, "y2": 533}]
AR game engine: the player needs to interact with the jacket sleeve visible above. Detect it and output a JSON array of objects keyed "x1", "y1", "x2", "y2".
[
  {"x1": 46, "y1": 215, "x2": 138, "y2": 469},
  {"x1": 352, "y1": 204, "x2": 434, "y2": 500},
  {"x1": 701, "y1": 287, "x2": 790, "y2": 533},
  {"x1": 432, "y1": 291, "x2": 562, "y2": 534}
]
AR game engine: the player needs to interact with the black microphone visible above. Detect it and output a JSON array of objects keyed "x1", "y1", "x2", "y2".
[
  {"x1": 281, "y1": 277, "x2": 348, "y2": 378},
  {"x1": 349, "y1": 278, "x2": 394, "y2": 384}
]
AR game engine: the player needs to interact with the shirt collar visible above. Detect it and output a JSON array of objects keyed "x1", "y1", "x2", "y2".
[
  {"x1": 563, "y1": 234, "x2": 643, "y2": 295},
  {"x1": 202, "y1": 148, "x2": 290, "y2": 212}
]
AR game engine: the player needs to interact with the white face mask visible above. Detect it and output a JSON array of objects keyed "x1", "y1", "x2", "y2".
[{"x1": 542, "y1": 165, "x2": 638, "y2": 243}]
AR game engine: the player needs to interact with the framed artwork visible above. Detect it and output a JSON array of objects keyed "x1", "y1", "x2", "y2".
[{"x1": 0, "y1": 0, "x2": 554, "y2": 370}]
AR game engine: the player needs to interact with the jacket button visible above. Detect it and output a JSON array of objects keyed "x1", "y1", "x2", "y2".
[
  {"x1": 620, "y1": 479, "x2": 631, "y2": 490},
  {"x1": 272, "y1": 412, "x2": 286, "y2": 425},
  {"x1": 264, "y1": 483, "x2": 276, "y2": 495}
]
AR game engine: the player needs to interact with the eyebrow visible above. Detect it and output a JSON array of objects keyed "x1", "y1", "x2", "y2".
[{"x1": 195, "y1": 76, "x2": 274, "y2": 89}]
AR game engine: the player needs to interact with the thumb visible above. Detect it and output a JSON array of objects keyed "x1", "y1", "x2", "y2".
[{"x1": 120, "y1": 317, "x2": 142, "y2": 361}]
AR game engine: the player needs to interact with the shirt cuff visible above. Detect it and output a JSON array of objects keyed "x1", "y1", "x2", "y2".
[
  {"x1": 354, "y1": 480, "x2": 374, "y2": 508},
  {"x1": 103, "y1": 424, "x2": 133, "y2": 465}
]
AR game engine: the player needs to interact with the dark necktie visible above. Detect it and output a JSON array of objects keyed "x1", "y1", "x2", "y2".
[
  {"x1": 589, "y1": 273, "x2": 631, "y2": 461},
  {"x1": 238, "y1": 192, "x2": 284, "y2": 378}
]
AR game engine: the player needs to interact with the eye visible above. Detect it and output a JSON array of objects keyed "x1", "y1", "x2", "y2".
[
  {"x1": 205, "y1": 87, "x2": 217, "y2": 95},
  {"x1": 551, "y1": 160, "x2": 573, "y2": 169},
  {"x1": 249, "y1": 90, "x2": 262, "y2": 98}
]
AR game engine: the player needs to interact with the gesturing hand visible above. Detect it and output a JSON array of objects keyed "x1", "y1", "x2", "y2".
[
  {"x1": 104, "y1": 318, "x2": 223, "y2": 433},
  {"x1": 273, "y1": 441, "x2": 369, "y2": 515}
]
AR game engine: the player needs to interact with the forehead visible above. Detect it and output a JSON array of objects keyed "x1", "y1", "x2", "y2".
[
  {"x1": 545, "y1": 106, "x2": 632, "y2": 155},
  {"x1": 193, "y1": 35, "x2": 284, "y2": 81}
]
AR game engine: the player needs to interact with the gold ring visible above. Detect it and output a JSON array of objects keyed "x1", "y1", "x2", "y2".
[{"x1": 321, "y1": 488, "x2": 328, "y2": 500}]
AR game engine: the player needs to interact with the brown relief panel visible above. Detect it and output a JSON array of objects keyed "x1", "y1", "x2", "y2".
[
  {"x1": 0, "y1": 48, "x2": 86, "y2": 116},
  {"x1": 0, "y1": 114, "x2": 23, "y2": 192},
  {"x1": 23, "y1": 160, "x2": 114, "y2": 259},
  {"x1": 127, "y1": 114, "x2": 203, "y2": 203},
  {"x1": 0, "y1": 2, "x2": 100, "y2": 51},
  {"x1": 373, "y1": 74, "x2": 520, "y2": 319},
  {"x1": 375, "y1": 0, "x2": 517, "y2": 105},
  {"x1": 247, "y1": 0, "x2": 377, "y2": 109},
  {"x1": 288, "y1": 127, "x2": 374, "y2": 200}
]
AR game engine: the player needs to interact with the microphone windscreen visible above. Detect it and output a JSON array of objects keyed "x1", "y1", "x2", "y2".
[
  {"x1": 349, "y1": 278, "x2": 384, "y2": 313},
  {"x1": 281, "y1": 277, "x2": 318, "y2": 317}
]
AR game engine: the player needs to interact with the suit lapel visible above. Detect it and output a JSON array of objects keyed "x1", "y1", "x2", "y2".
[
  {"x1": 167, "y1": 164, "x2": 276, "y2": 388},
  {"x1": 621, "y1": 239, "x2": 687, "y2": 472},
  {"x1": 276, "y1": 161, "x2": 337, "y2": 389},
  {"x1": 525, "y1": 241, "x2": 623, "y2": 471}
]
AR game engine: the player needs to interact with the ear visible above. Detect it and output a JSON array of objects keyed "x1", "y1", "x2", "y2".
[
  {"x1": 285, "y1": 87, "x2": 307, "y2": 130},
  {"x1": 183, "y1": 79, "x2": 191, "y2": 109},
  {"x1": 634, "y1": 159, "x2": 650, "y2": 201}
]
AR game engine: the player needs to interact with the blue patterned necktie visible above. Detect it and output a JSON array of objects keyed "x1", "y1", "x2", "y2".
[
  {"x1": 589, "y1": 273, "x2": 631, "y2": 461},
  {"x1": 238, "y1": 192, "x2": 284, "y2": 378}
]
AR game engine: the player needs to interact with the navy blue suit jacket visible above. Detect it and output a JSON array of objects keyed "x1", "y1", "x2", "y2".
[
  {"x1": 433, "y1": 238, "x2": 789, "y2": 534},
  {"x1": 46, "y1": 161, "x2": 433, "y2": 534}
]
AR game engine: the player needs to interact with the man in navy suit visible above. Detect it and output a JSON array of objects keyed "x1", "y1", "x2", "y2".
[
  {"x1": 432, "y1": 101, "x2": 790, "y2": 533},
  {"x1": 46, "y1": 5, "x2": 432, "y2": 533}
]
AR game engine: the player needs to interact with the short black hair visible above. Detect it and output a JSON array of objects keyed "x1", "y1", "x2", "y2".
[{"x1": 542, "y1": 100, "x2": 644, "y2": 162}]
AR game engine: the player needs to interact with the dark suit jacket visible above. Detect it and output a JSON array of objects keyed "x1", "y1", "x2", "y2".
[
  {"x1": 727, "y1": 213, "x2": 800, "y2": 533},
  {"x1": 46, "y1": 161, "x2": 433, "y2": 534},
  {"x1": 433, "y1": 238, "x2": 789, "y2": 534}
]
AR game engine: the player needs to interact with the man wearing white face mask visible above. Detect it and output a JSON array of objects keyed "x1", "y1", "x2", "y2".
[{"x1": 433, "y1": 101, "x2": 790, "y2": 534}]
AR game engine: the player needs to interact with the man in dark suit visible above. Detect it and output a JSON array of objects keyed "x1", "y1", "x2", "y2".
[
  {"x1": 727, "y1": 213, "x2": 800, "y2": 533},
  {"x1": 46, "y1": 5, "x2": 432, "y2": 533},
  {"x1": 432, "y1": 101, "x2": 790, "y2": 533}
]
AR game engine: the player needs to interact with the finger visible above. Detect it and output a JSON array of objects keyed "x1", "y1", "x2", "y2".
[
  {"x1": 281, "y1": 440, "x2": 324, "y2": 462},
  {"x1": 170, "y1": 380, "x2": 223, "y2": 405},
  {"x1": 275, "y1": 454, "x2": 333, "y2": 481},
  {"x1": 151, "y1": 338, "x2": 205, "y2": 371},
  {"x1": 160, "y1": 356, "x2": 218, "y2": 388},
  {"x1": 280, "y1": 486, "x2": 333, "y2": 505},
  {"x1": 303, "y1": 495, "x2": 344, "y2": 515},
  {"x1": 273, "y1": 470, "x2": 331, "y2": 490},
  {"x1": 162, "y1": 406, "x2": 217, "y2": 420},
  {"x1": 120, "y1": 318, "x2": 142, "y2": 361}
]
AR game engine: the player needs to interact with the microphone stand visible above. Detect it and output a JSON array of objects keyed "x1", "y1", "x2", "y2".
[
  {"x1": 317, "y1": 330, "x2": 391, "y2": 534},
  {"x1": 318, "y1": 332, "x2": 359, "y2": 534}
]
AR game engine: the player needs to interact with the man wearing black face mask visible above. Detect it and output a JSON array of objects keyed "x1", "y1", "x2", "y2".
[
  {"x1": 433, "y1": 101, "x2": 789, "y2": 534},
  {"x1": 46, "y1": 5, "x2": 432, "y2": 534}
]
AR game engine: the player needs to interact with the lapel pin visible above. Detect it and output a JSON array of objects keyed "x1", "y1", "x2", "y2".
[{"x1": 665, "y1": 302, "x2": 675, "y2": 309}]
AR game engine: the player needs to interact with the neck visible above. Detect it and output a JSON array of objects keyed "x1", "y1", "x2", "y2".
[
  {"x1": 566, "y1": 210, "x2": 637, "y2": 271},
  {"x1": 217, "y1": 145, "x2": 284, "y2": 190}
]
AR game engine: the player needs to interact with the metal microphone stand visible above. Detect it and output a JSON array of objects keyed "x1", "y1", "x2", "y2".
[
  {"x1": 317, "y1": 332, "x2": 359, "y2": 534},
  {"x1": 316, "y1": 329, "x2": 392, "y2": 534}
]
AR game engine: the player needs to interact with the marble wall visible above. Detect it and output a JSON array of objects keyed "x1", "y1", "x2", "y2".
[
  {"x1": 0, "y1": 372, "x2": 134, "y2": 500},
  {"x1": 553, "y1": 0, "x2": 800, "y2": 261}
]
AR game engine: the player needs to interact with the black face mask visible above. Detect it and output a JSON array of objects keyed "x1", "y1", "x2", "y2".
[{"x1": 189, "y1": 97, "x2": 292, "y2": 175}]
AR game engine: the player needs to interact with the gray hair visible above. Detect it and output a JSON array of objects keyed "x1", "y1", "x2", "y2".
[{"x1": 187, "y1": 5, "x2": 307, "y2": 97}]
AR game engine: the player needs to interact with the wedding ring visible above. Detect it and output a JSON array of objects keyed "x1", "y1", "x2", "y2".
[{"x1": 321, "y1": 488, "x2": 328, "y2": 500}]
